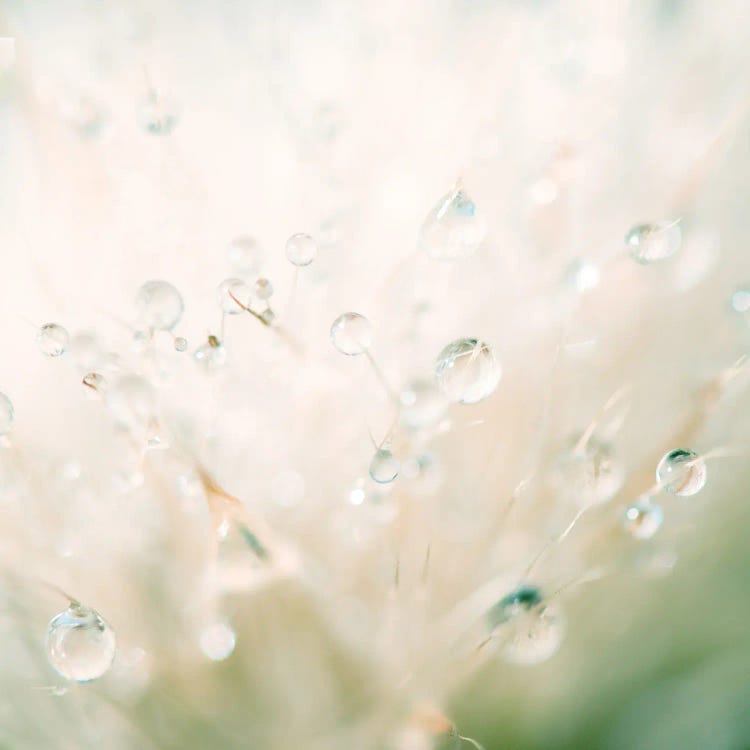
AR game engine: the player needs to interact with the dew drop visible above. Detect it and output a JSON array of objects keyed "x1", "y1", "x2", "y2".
[
  {"x1": 194, "y1": 336, "x2": 227, "y2": 372},
  {"x1": 501, "y1": 604, "x2": 565, "y2": 665},
  {"x1": 253, "y1": 278, "x2": 274, "y2": 301},
  {"x1": 285, "y1": 233, "x2": 317, "y2": 267},
  {"x1": 562, "y1": 257, "x2": 600, "y2": 294},
  {"x1": 330, "y1": 312, "x2": 372, "y2": 355},
  {"x1": 173, "y1": 336, "x2": 188, "y2": 352},
  {"x1": 656, "y1": 448, "x2": 706, "y2": 496},
  {"x1": 259, "y1": 308, "x2": 276, "y2": 326},
  {"x1": 434, "y1": 338, "x2": 501, "y2": 404},
  {"x1": 82, "y1": 372, "x2": 107, "y2": 398},
  {"x1": 623, "y1": 498, "x2": 663, "y2": 539},
  {"x1": 37, "y1": 323, "x2": 69, "y2": 357},
  {"x1": 227, "y1": 235, "x2": 262, "y2": 275},
  {"x1": 626, "y1": 220, "x2": 682, "y2": 264},
  {"x1": 551, "y1": 434, "x2": 624, "y2": 508},
  {"x1": 46, "y1": 603, "x2": 116, "y2": 683},
  {"x1": 399, "y1": 380, "x2": 447, "y2": 430},
  {"x1": 135, "y1": 280, "x2": 184, "y2": 331},
  {"x1": 0, "y1": 392, "x2": 13, "y2": 436},
  {"x1": 139, "y1": 89, "x2": 179, "y2": 135},
  {"x1": 199, "y1": 623, "x2": 236, "y2": 662},
  {"x1": 217, "y1": 278, "x2": 251, "y2": 315},
  {"x1": 419, "y1": 184, "x2": 487, "y2": 260},
  {"x1": 369, "y1": 449, "x2": 399, "y2": 484},
  {"x1": 730, "y1": 286, "x2": 750, "y2": 315},
  {"x1": 487, "y1": 585, "x2": 543, "y2": 630}
]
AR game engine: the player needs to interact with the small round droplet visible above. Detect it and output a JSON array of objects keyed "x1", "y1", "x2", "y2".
[
  {"x1": 46, "y1": 603, "x2": 116, "y2": 682},
  {"x1": 0, "y1": 392, "x2": 13, "y2": 435},
  {"x1": 419, "y1": 184, "x2": 487, "y2": 260},
  {"x1": 624, "y1": 499, "x2": 663, "y2": 539},
  {"x1": 82, "y1": 372, "x2": 107, "y2": 397},
  {"x1": 434, "y1": 338, "x2": 501, "y2": 404},
  {"x1": 626, "y1": 220, "x2": 682, "y2": 264},
  {"x1": 194, "y1": 336, "x2": 227, "y2": 372},
  {"x1": 730, "y1": 286, "x2": 750, "y2": 315},
  {"x1": 227, "y1": 235, "x2": 262, "y2": 275},
  {"x1": 551, "y1": 434, "x2": 624, "y2": 508},
  {"x1": 399, "y1": 380, "x2": 447, "y2": 430},
  {"x1": 285, "y1": 233, "x2": 317, "y2": 267},
  {"x1": 656, "y1": 448, "x2": 706, "y2": 497},
  {"x1": 139, "y1": 89, "x2": 179, "y2": 135},
  {"x1": 563, "y1": 258, "x2": 600, "y2": 293},
  {"x1": 199, "y1": 623, "x2": 236, "y2": 661},
  {"x1": 135, "y1": 280, "x2": 184, "y2": 331},
  {"x1": 502, "y1": 604, "x2": 565, "y2": 665},
  {"x1": 217, "y1": 278, "x2": 250, "y2": 315},
  {"x1": 173, "y1": 336, "x2": 188, "y2": 352},
  {"x1": 254, "y1": 278, "x2": 273, "y2": 301},
  {"x1": 259, "y1": 308, "x2": 276, "y2": 326},
  {"x1": 37, "y1": 323, "x2": 69, "y2": 357},
  {"x1": 369, "y1": 449, "x2": 399, "y2": 484},
  {"x1": 330, "y1": 312, "x2": 372, "y2": 355}
]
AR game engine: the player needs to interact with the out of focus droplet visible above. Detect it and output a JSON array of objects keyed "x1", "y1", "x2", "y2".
[
  {"x1": 217, "y1": 278, "x2": 251, "y2": 315},
  {"x1": 624, "y1": 498, "x2": 664, "y2": 539},
  {"x1": 419, "y1": 184, "x2": 487, "y2": 260},
  {"x1": 435, "y1": 338, "x2": 501, "y2": 404},
  {"x1": 399, "y1": 379, "x2": 447, "y2": 430},
  {"x1": 82, "y1": 372, "x2": 107, "y2": 398},
  {"x1": 135, "y1": 280, "x2": 184, "y2": 331},
  {"x1": 139, "y1": 89, "x2": 179, "y2": 135},
  {"x1": 285, "y1": 233, "x2": 317, "y2": 267},
  {"x1": 46, "y1": 603, "x2": 116, "y2": 682},
  {"x1": 330, "y1": 312, "x2": 372, "y2": 355},
  {"x1": 369, "y1": 449, "x2": 399, "y2": 484},
  {"x1": 563, "y1": 257, "x2": 600, "y2": 294},
  {"x1": 488, "y1": 585, "x2": 543, "y2": 629},
  {"x1": 173, "y1": 336, "x2": 188, "y2": 352},
  {"x1": 0, "y1": 392, "x2": 13, "y2": 435},
  {"x1": 194, "y1": 336, "x2": 227, "y2": 372},
  {"x1": 227, "y1": 235, "x2": 262, "y2": 275},
  {"x1": 37, "y1": 323, "x2": 69, "y2": 357},
  {"x1": 199, "y1": 623, "x2": 236, "y2": 661},
  {"x1": 254, "y1": 278, "x2": 273, "y2": 301},
  {"x1": 656, "y1": 448, "x2": 706, "y2": 496},
  {"x1": 730, "y1": 286, "x2": 750, "y2": 315},
  {"x1": 626, "y1": 220, "x2": 682, "y2": 264},
  {"x1": 502, "y1": 604, "x2": 565, "y2": 665}
]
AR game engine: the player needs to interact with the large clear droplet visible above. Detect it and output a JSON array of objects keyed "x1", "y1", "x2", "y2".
[
  {"x1": 285, "y1": 233, "x2": 317, "y2": 267},
  {"x1": 330, "y1": 312, "x2": 372, "y2": 356},
  {"x1": 0, "y1": 392, "x2": 13, "y2": 436},
  {"x1": 624, "y1": 498, "x2": 663, "y2": 539},
  {"x1": 487, "y1": 585, "x2": 543, "y2": 630},
  {"x1": 217, "y1": 278, "x2": 251, "y2": 315},
  {"x1": 37, "y1": 323, "x2": 69, "y2": 357},
  {"x1": 369, "y1": 449, "x2": 399, "y2": 484},
  {"x1": 501, "y1": 604, "x2": 565, "y2": 665},
  {"x1": 551, "y1": 434, "x2": 624, "y2": 508},
  {"x1": 46, "y1": 603, "x2": 116, "y2": 682},
  {"x1": 434, "y1": 338, "x2": 501, "y2": 404},
  {"x1": 730, "y1": 286, "x2": 750, "y2": 316},
  {"x1": 419, "y1": 184, "x2": 487, "y2": 260},
  {"x1": 626, "y1": 220, "x2": 682, "y2": 264},
  {"x1": 135, "y1": 280, "x2": 184, "y2": 331},
  {"x1": 656, "y1": 448, "x2": 706, "y2": 496}
]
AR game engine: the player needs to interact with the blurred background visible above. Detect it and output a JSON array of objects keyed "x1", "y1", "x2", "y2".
[{"x1": 1, "y1": 1, "x2": 750, "y2": 748}]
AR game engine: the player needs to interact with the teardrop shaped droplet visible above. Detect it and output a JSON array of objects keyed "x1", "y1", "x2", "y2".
[{"x1": 419, "y1": 184, "x2": 487, "y2": 260}]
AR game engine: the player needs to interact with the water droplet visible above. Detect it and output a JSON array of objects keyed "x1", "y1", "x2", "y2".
[
  {"x1": 68, "y1": 332, "x2": 102, "y2": 371},
  {"x1": 551, "y1": 434, "x2": 624, "y2": 507},
  {"x1": 199, "y1": 623, "x2": 236, "y2": 661},
  {"x1": 259, "y1": 308, "x2": 276, "y2": 326},
  {"x1": 0, "y1": 392, "x2": 13, "y2": 436},
  {"x1": 624, "y1": 498, "x2": 663, "y2": 539},
  {"x1": 730, "y1": 286, "x2": 750, "y2": 315},
  {"x1": 285, "y1": 233, "x2": 317, "y2": 267},
  {"x1": 139, "y1": 89, "x2": 179, "y2": 135},
  {"x1": 135, "y1": 280, "x2": 184, "y2": 331},
  {"x1": 37, "y1": 323, "x2": 69, "y2": 357},
  {"x1": 626, "y1": 220, "x2": 682, "y2": 264},
  {"x1": 253, "y1": 278, "x2": 273, "y2": 301},
  {"x1": 227, "y1": 235, "x2": 262, "y2": 275},
  {"x1": 46, "y1": 603, "x2": 116, "y2": 682},
  {"x1": 82, "y1": 372, "x2": 107, "y2": 398},
  {"x1": 434, "y1": 338, "x2": 501, "y2": 404},
  {"x1": 173, "y1": 336, "x2": 188, "y2": 352},
  {"x1": 330, "y1": 312, "x2": 372, "y2": 355},
  {"x1": 369, "y1": 449, "x2": 399, "y2": 484},
  {"x1": 487, "y1": 585, "x2": 543, "y2": 630},
  {"x1": 62, "y1": 94, "x2": 109, "y2": 140},
  {"x1": 194, "y1": 336, "x2": 227, "y2": 372},
  {"x1": 656, "y1": 448, "x2": 706, "y2": 496},
  {"x1": 217, "y1": 278, "x2": 250, "y2": 315},
  {"x1": 562, "y1": 257, "x2": 600, "y2": 293},
  {"x1": 419, "y1": 184, "x2": 487, "y2": 260},
  {"x1": 399, "y1": 380, "x2": 447, "y2": 430},
  {"x1": 501, "y1": 604, "x2": 565, "y2": 665}
]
